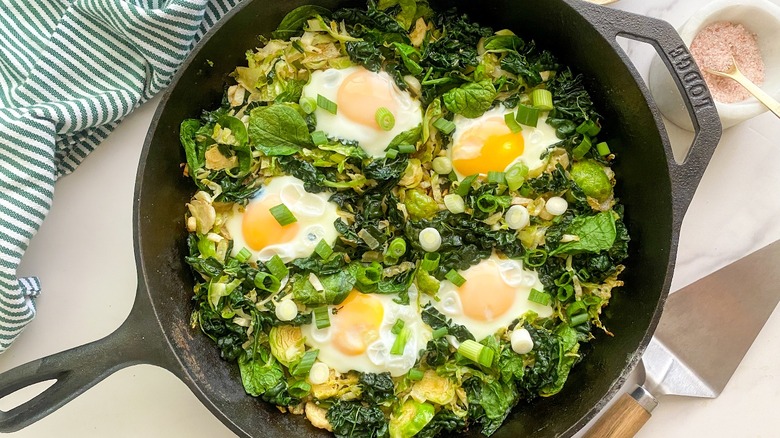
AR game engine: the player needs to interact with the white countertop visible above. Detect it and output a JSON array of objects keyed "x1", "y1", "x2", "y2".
[{"x1": 1, "y1": 0, "x2": 779, "y2": 436}]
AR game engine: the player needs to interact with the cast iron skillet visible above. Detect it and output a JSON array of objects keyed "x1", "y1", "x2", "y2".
[{"x1": 0, "y1": 0, "x2": 721, "y2": 436}]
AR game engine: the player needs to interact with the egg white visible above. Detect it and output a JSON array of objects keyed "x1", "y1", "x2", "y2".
[
  {"x1": 448, "y1": 106, "x2": 561, "y2": 179},
  {"x1": 301, "y1": 288, "x2": 429, "y2": 377},
  {"x1": 428, "y1": 254, "x2": 553, "y2": 341},
  {"x1": 301, "y1": 66, "x2": 422, "y2": 158},
  {"x1": 223, "y1": 175, "x2": 340, "y2": 263}
]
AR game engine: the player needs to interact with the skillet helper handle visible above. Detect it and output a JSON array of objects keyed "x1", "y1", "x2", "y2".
[
  {"x1": 583, "y1": 386, "x2": 659, "y2": 438},
  {"x1": 574, "y1": 2, "x2": 722, "y2": 218},
  {"x1": 0, "y1": 288, "x2": 174, "y2": 432}
]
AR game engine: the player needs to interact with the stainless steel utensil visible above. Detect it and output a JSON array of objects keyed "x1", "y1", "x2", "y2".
[{"x1": 585, "y1": 239, "x2": 780, "y2": 437}]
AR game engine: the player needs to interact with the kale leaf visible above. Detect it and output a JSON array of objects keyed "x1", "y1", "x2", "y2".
[
  {"x1": 415, "y1": 409, "x2": 466, "y2": 438},
  {"x1": 327, "y1": 400, "x2": 389, "y2": 438},
  {"x1": 421, "y1": 305, "x2": 474, "y2": 342},
  {"x1": 359, "y1": 372, "x2": 396, "y2": 404}
]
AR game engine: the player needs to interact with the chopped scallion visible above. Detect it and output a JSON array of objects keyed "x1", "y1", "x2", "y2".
[
  {"x1": 299, "y1": 96, "x2": 317, "y2": 114},
  {"x1": 433, "y1": 117, "x2": 456, "y2": 135},
  {"x1": 515, "y1": 104, "x2": 539, "y2": 127},
  {"x1": 505, "y1": 163, "x2": 529, "y2": 191},
  {"x1": 458, "y1": 339, "x2": 494, "y2": 367},
  {"x1": 311, "y1": 130, "x2": 328, "y2": 146},
  {"x1": 476, "y1": 194, "x2": 499, "y2": 213},
  {"x1": 570, "y1": 313, "x2": 589, "y2": 326},
  {"x1": 235, "y1": 247, "x2": 252, "y2": 263},
  {"x1": 582, "y1": 295, "x2": 602, "y2": 307},
  {"x1": 387, "y1": 238, "x2": 407, "y2": 258},
  {"x1": 445, "y1": 269, "x2": 466, "y2": 287},
  {"x1": 523, "y1": 249, "x2": 548, "y2": 267},
  {"x1": 254, "y1": 272, "x2": 281, "y2": 292},
  {"x1": 317, "y1": 94, "x2": 337, "y2": 114},
  {"x1": 531, "y1": 88, "x2": 554, "y2": 111},
  {"x1": 528, "y1": 288, "x2": 551, "y2": 306},
  {"x1": 432, "y1": 327, "x2": 448, "y2": 339},
  {"x1": 357, "y1": 262, "x2": 382, "y2": 285},
  {"x1": 504, "y1": 112, "x2": 523, "y2": 133},
  {"x1": 566, "y1": 301, "x2": 588, "y2": 318},
  {"x1": 408, "y1": 368, "x2": 425, "y2": 381},
  {"x1": 288, "y1": 380, "x2": 312, "y2": 398},
  {"x1": 556, "y1": 284, "x2": 574, "y2": 302},
  {"x1": 386, "y1": 148, "x2": 399, "y2": 159},
  {"x1": 265, "y1": 255, "x2": 289, "y2": 279},
  {"x1": 313, "y1": 307, "x2": 331, "y2": 329},
  {"x1": 454, "y1": 174, "x2": 478, "y2": 197},
  {"x1": 576, "y1": 119, "x2": 601, "y2": 136},
  {"x1": 596, "y1": 141, "x2": 611, "y2": 156},
  {"x1": 572, "y1": 136, "x2": 592, "y2": 160},
  {"x1": 391, "y1": 319, "x2": 405, "y2": 335},
  {"x1": 487, "y1": 171, "x2": 507, "y2": 185},
  {"x1": 375, "y1": 107, "x2": 396, "y2": 131},
  {"x1": 269, "y1": 203, "x2": 297, "y2": 226},
  {"x1": 314, "y1": 239, "x2": 333, "y2": 259},
  {"x1": 390, "y1": 327, "x2": 411, "y2": 355},
  {"x1": 420, "y1": 252, "x2": 440, "y2": 272},
  {"x1": 397, "y1": 144, "x2": 416, "y2": 154},
  {"x1": 290, "y1": 349, "x2": 319, "y2": 376}
]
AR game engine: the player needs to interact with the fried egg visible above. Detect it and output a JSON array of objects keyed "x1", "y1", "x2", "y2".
[
  {"x1": 301, "y1": 289, "x2": 429, "y2": 377},
  {"x1": 302, "y1": 66, "x2": 422, "y2": 157},
  {"x1": 429, "y1": 254, "x2": 553, "y2": 341},
  {"x1": 223, "y1": 175, "x2": 339, "y2": 263},
  {"x1": 448, "y1": 106, "x2": 560, "y2": 179}
]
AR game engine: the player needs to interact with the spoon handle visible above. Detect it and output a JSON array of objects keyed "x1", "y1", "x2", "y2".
[{"x1": 730, "y1": 70, "x2": 780, "y2": 118}]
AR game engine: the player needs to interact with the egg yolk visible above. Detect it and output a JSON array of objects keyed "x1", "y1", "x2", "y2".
[
  {"x1": 241, "y1": 195, "x2": 300, "y2": 251},
  {"x1": 456, "y1": 261, "x2": 516, "y2": 321},
  {"x1": 452, "y1": 118, "x2": 525, "y2": 176},
  {"x1": 332, "y1": 290, "x2": 384, "y2": 355},
  {"x1": 337, "y1": 68, "x2": 398, "y2": 129}
]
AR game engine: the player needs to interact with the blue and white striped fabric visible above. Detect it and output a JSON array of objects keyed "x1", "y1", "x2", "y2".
[{"x1": 0, "y1": 0, "x2": 241, "y2": 352}]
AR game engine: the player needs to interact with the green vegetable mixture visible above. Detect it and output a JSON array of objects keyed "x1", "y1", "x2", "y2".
[{"x1": 181, "y1": 1, "x2": 629, "y2": 436}]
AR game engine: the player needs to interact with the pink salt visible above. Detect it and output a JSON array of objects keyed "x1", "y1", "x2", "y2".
[{"x1": 689, "y1": 21, "x2": 765, "y2": 103}]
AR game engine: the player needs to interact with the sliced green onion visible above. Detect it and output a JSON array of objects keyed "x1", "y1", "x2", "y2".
[
  {"x1": 504, "y1": 112, "x2": 523, "y2": 133},
  {"x1": 269, "y1": 203, "x2": 297, "y2": 226},
  {"x1": 290, "y1": 349, "x2": 320, "y2": 376},
  {"x1": 357, "y1": 261, "x2": 383, "y2": 285},
  {"x1": 383, "y1": 254, "x2": 399, "y2": 266},
  {"x1": 476, "y1": 194, "x2": 499, "y2": 213},
  {"x1": 313, "y1": 306, "x2": 331, "y2": 329},
  {"x1": 288, "y1": 380, "x2": 312, "y2": 398},
  {"x1": 454, "y1": 174, "x2": 478, "y2": 197},
  {"x1": 523, "y1": 249, "x2": 548, "y2": 267},
  {"x1": 311, "y1": 130, "x2": 328, "y2": 146},
  {"x1": 445, "y1": 269, "x2": 466, "y2": 287},
  {"x1": 458, "y1": 339, "x2": 494, "y2": 367},
  {"x1": 487, "y1": 171, "x2": 507, "y2": 185},
  {"x1": 235, "y1": 247, "x2": 252, "y2": 263},
  {"x1": 572, "y1": 136, "x2": 592, "y2": 160},
  {"x1": 265, "y1": 255, "x2": 289, "y2": 280},
  {"x1": 577, "y1": 268, "x2": 591, "y2": 281},
  {"x1": 570, "y1": 313, "x2": 589, "y2": 326},
  {"x1": 391, "y1": 319, "x2": 405, "y2": 335},
  {"x1": 408, "y1": 368, "x2": 425, "y2": 381},
  {"x1": 314, "y1": 239, "x2": 333, "y2": 259},
  {"x1": 443, "y1": 193, "x2": 466, "y2": 214},
  {"x1": 254, "y1": 272, "x2": 281, "y2": 292},
  {"x1": 505, "y1": 163, "x2": 529, "y2": 191},
  {"x1": 317, "y1": 94, "x2": 337, "y2": 114},
  {"x1": 375, "y1": 107, "x2": 395, "y2": 131},
  {"x1": 433, "y1": 117, "x2": 456, "y2": 135},
  {"x1": 299, "y1": 96, "x2": 317, "y2": 114},
  {"x1": 390, "y1": 327, "x2": 411, "y2": 355},
  {"x1": 528, "y1": 288, "x2": 551, "y2": 306},
  {"x1": 576, "y1": 119, "x2": 600, "y2": 136},
  {"x1": 420, "y1": 252, "x2": 440, "y2": 272},
  {"x1": 566, "y1": 301, "x2": 588, "y2": 318},
  {"x1": 582, "y1": 295, "x2": 602, "y2": 307},
  {"x1": 596, "y1": 141, "x2": 611, "y2": 156},
  {"x1": 358, "y1": 228, "x2": 381, "y2": 250},
  {"x1": 387, "y1": 238, "x2": 407, "y2": 258},
  {"x1": 531, "y1": 88, "x2": 554, "y2": 111},
  {"x1": 432, "y1": 327, "x2": 448, "y2": 339},
  {"x1": 555, "y1": 271, "x2": 573, "y2": 286},
  {"x1": 397, "y1": 144, "x2": 417, "y2": 154},
  {"x1": 432, "y1": 157, "x2": 453, "y2": 175},
  {"x1": 515, "y1": 104, "x2": 539, "y2": 127},
  {"x1": 556, "y1": 284, "x2": 574, "y2": 302},
  {"x1": 386, "y1": 148, "x2": 399, "y2": 159}
]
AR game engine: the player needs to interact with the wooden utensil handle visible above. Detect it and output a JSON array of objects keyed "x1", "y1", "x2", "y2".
[{"x1": 583, "y1": 387, "x2": 658, "y2": 438}]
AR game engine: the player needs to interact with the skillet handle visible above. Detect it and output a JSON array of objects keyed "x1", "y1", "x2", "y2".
[
  {"x1": 571, "y1": 2, "x2": 722, "y2": 221},
  {"x1": 582, "y1": 386, "x2": 658, "y2": 438},
  {"x1": 0, "y1": 286, "x2": 176, "y2": 432}
]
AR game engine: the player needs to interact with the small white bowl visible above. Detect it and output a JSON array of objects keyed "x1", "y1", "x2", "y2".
[{"x1": 648, "y1": 0, "x2": 780, "y2": 130}]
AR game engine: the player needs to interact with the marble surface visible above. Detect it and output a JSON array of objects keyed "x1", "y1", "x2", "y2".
[{"x1": 1, "y1": 0, "x2": 779, "y2": 436}]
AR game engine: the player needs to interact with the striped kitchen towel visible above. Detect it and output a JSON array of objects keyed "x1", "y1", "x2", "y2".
[{"x1": 0, "y1": 0, "x2": 242, "y2": 352}]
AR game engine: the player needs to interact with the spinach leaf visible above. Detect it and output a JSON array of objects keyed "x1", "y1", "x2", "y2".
[
  {"x1": 550, "y1": 211, "x2": 616, "y2": 256},
  {"x1": 238, "y1": 347, "x2": 285, "y2": 398},
  {"x1": 180, "y1": 119, "x2": 206, "y2": 184},
  {"x1": 483, "y1": 34, "x2": 524, "y2": 52},
  {"x1": 217, "y1": 115, "x2": 251, "y2": 176},
  {"x1": 377, "y1": 0, "x2": 417, "y2": 30},
  {"x1": 359, "y1": 372, "x2": 396, "y2": 404},
  {"x1": 291, "y1": 270, "x2": 356, "y2": 305},
  {"x1": 540, "y1": 324, "x2": 580, "y2": 396},
  {"x1": 327, "y1": 400, "x2": 389, "y2": 438},
  {"x1": 464, "y1": 376, "x2": 519, "y2": 436},
  {"x1": 387, "y1": 124, "x2": 421, "y2": 150},
  {"x1": 442, "y1": 80, "x2": 496, "y2": 118},
  {"x1": 272, "y1": 5, "x2": 332, "y2": 39},
  {"x1": 248, "y1": 105, "x2": 313, "y2": 156}
]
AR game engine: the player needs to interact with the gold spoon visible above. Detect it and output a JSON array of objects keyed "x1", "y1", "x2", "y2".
[{"x1": 705, "y1": 56, "x2": 780, "y2": 118}]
